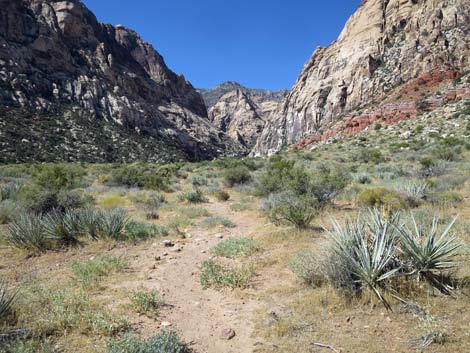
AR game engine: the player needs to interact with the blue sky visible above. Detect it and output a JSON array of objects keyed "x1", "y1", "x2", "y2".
[{"x1": 83, "y1": 0, "x2": 359, "y2": 90}]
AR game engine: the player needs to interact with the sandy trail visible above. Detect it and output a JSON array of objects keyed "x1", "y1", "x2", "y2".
[{"x1": 117, "y1": 199, "x2": 264, "y2": 353}]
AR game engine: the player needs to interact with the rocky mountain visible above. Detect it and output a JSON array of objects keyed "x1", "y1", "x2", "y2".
[
  {"x1": 253, "y1": 0, "x2": 470, "y2": 156},
  {"x1": 198, "y1": 81, "x2": 288, "y2": 109},
  {"x1": 0, "y1": 0, "x2": 243, "y2": 163},
  {"x1": 200, "y1": 82, "x2": 288, "y2": 149}
]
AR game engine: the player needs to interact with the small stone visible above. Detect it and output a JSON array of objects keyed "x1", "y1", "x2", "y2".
[
  {"x1": 161, "y1": 321, "x2": 172, "y2": 327},
  {"x1": 220, "y1": 328, "x2": 236, "y2": 340},
  {"x1": 216, "y1": 234, "x2": 224, "y2": 239},
  {"x1": 162, "y1": 240, "x2": 174, "y2": 247},
  {"x1": 155, "y1": 256, "x2": 161, "y2": 261},
  {"x1": 172, "y1": 246, "x2": 182, "y2": 252}
]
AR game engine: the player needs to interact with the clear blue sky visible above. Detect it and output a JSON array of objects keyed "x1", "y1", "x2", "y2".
[{"x1": 83, "y1": 0, "x2": 359, "y2": 90}]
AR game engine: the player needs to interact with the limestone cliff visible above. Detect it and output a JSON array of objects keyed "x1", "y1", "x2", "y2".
[
  {"x1": 0, "y1": 0, "x2": 243, "y2": 163},
  {"x1": 253, "y1": 0, "x2": 470, "y2": 155}
]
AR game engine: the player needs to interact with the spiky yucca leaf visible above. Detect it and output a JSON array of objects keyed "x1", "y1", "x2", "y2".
[
  {"x1": 0, "y1": 280, "x2": 16, "y2": 324},
  {"x1": 42, "y1": 210, "x2": 80, "y2": 247},
  {"x1": 99, "y1": 208, "x2": 129, "y2": 240},
  {"x1": 6, "y1": 214, "x2": 52, "y2": 252},
  {"x1": 396, "y1": 213, "x2": 460, "y2": 293},
  {"x1": 327, "y1": 209, "x2": 401, "y2": 309}
]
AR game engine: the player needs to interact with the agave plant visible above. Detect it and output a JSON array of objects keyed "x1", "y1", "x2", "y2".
[
  {"x1": 327, "y1": 209, "x2": 401, "y2": 309},
  {"x1": 0, "y1": 280, "x2": 16, "y2": 325},
  {"x1": 396, "y1": 213, "x2": 460, "y2": 293}
]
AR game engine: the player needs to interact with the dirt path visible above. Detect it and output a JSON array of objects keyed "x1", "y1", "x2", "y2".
[{"x1": 116, "y1": 199, "x2": 264, "y2": 353}]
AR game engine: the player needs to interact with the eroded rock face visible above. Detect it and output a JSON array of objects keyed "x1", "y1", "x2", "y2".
[
  {"x1": 202, "y1": 83, "x2": 287, "y2": 149},
  {"x1": 253, "y1": 0, "x2": 470, "y2": 155},
  {"x1": 0, "y1": 0, "x2": 243, "y2": 162},
  {"x1": 208, "y1": 89, "x2": 265, "y2": 148}
]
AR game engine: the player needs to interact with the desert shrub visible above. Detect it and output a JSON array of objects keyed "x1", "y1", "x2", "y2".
[
  {"x1": 223, "y1": 166, "x2": 252, "y2": 187},
  {"x1": 290, "y1": 251, "x2": 325, "y2": 287},
  {"x1": 32, "y1": 164, "x2": 86, "y2": 191},
  {"x1": 189, "y1": 175, "x2": 208, "y2": 186},
  {"x1": 353, "y1": 173, "x2": 372, "y2": 184},
  {"x1": 357, "y1": 188, "x2": 407, "y2": 213},
  {"x1": 429, "y1": 191, "x2": 463, "y2": 207},
  {"x1": 72, "y1": 255, "x2": 127, "y2": 286},
  {"x1": 394, "y1": 180, "x2": 428, "y2": 207},
  {"x1": 230, "y1": 202, "x2": 251, "y2": 212},
  {"x1": 178, "y1": 207, "x2": 210, "y2": 219},
  {"x1": 0, "y1": 182, "x2": 21, "y2": 201},
  {"x1": 109, "y1": 164, "x2": 176, "y2": 191},
  {"x1": 0, "y1": 201, "x2": 21, "y2": 225},
  {"x1": 0, "y1": 280, "x2": 17, "y2": 326},
  {"x1": 18, "y1": 185, "x2": 59, "y2": 214},
  {"x1": 213, "y1": 189, "x2": 230, "y2": 201},
  {"x1": 200, "y1": 260, "x2": 252, "y2": 290},
  {"x1": 309, "y1": 163, "x2": 350, "y2": 205},
  {"x1": 256, "y1": 157, "x2": 310, "y2": 196},
  {"x1": 263, "y1": 191, "x2": 320, "y2": 229},
  {"x1": 125, "y1": 221, "x2": 169, "y2": 240},
  {"x1": 201, "y1": 216, "x2": 235, "y2": 229},
  {"x1": 355, "y1": 148, "x2": 385, "y2": 164},
  {"x1": 57, "y1": 190, "x2": 94, "y2": 210},
  {"x1": 130, "y1": 289, "x2": 165, "y2": 317},
  {"x1": 211, "y1": 237, "x2": 258, "y2": 258},
  {"x1": 177, "y1": 189, "x2": 207, "y2": 203},
  {"x1": 107, "y1": 331, "x2": 190, "y2": 353}
]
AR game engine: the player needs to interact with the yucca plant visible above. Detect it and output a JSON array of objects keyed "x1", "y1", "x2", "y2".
[
  {"x1": 6, "y1": 214, "x2": 52, "y2": 253},
  {"x1": 395, "y1": 180, "x2": 428, "y2": 200},
  {"x1": 396, "y1": 214, "x2": 460, "y2": 293},
  {"x1": 99, "y1": 208, "x2": 129, "y2": 240},
  {"x1": 0, "y1": 280, "x2": 17, "y2": 325},
  {"x1": 42, "y1": 210, "x2": 80, "y2": 247},
  {"x1": 75, "y1": 208, "x2": 103, "y2": 240},
  {"x1": 327, "y1": 209, "x2": 401, "y2": 309}
]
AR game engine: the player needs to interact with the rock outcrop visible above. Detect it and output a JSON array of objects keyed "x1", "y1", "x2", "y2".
[
  {"x1": 201, "y1": 82, "x2": 288, "y2": 149},
  {"x1": 0, "y1": 0, "x2": 243, "y2": 163},
  {"x1": 253, "y1": 0, "x2": 470, "y2": 155}
]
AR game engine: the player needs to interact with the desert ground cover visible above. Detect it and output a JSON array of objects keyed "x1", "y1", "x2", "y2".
[{"x1": 0, "y1": 100, "x2": 469, "y2": 353}]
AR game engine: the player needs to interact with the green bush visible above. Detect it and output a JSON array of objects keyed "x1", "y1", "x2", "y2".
[
  {"x1": 200, "y1": 260, "x2": 252, "y2": 290},
  {"x1": 200, "y1": 216, "x2": 235, "y2": 229},
  {"x1": 72, "y1": 255, "x2": 127, "y2": 286},
  {"x1": 0, "y1": 201, "x2": 21, "y2": 225},
  {"x1": 223, "y1": 166, "x2": 252, "y2": 187},
  {"x1": 18, "y1": 185, "x2": 59, "y2": 214},
  {"x1": 309, "y1": 164, "x2": 350, "y2": 205},
  {"x1": 125, "y1": 221, "x2": 169, "y2": 239},
  {"x1": 33, "y1": 164, "x2": 86, "y2": 191},
  {"x1": 263, "y1": 191, "x2": 320, "y2": 229},
  {"x1": 211, "y1": 237, "x2": 258, "y2": 258},
  {"x1": 256, "y1": 157, "x2": 310, "y2": 196},
  {"x1": 177, "y1": 189, "x2": 207, "y2": 203},
  {"x1": 130, "y1": 289, "x2": 165, "y2": 317},
  {"x1": 107, "y1": 331, "x2": 190, "y2": 353},
  {"x1": 357, "y1": 188, "x2": 407, "y2": 213},
  {"x1": 109, "y1": 164, "x2": 177, "y2": 191},
  {"x1": 189, "y1": 175, "x2": 208, "y2": 186}
]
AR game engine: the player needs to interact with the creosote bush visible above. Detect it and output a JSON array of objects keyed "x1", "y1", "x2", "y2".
[
  {"x1": 263, "y1": 191, "x2": 320, "y2": 229},
  {"x1": 357, "y1": 187, "x2": 407, "y2": 213},
  {"x1": 223, "y1": 166, "x2": 252, "y2": 187}
]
